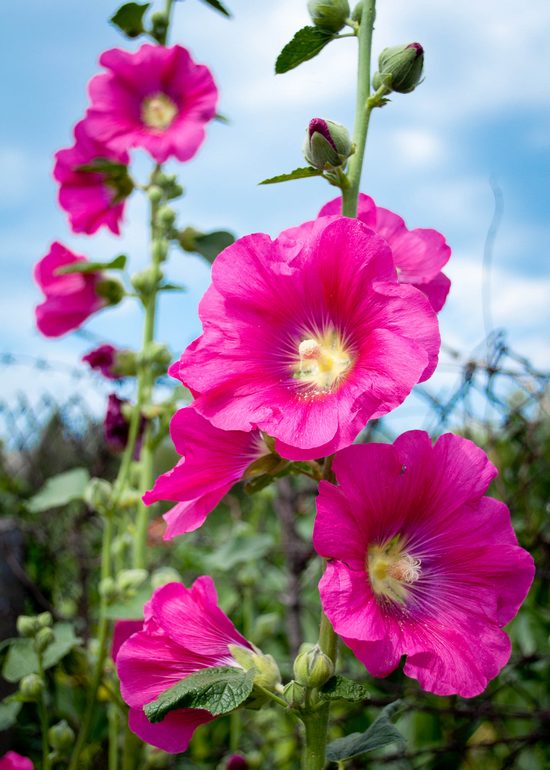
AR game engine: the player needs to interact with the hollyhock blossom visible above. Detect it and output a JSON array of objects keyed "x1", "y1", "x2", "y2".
[
  {"x1": 116, "y1": 577, "x2": 273, "y2": 753},
  {"x1": 104, "y1": 394, "x2": 144, "y2": 455},
  {"x1": 85, "y1": 44, "x2": 218, "y2": 164},
  {"x1": 319, "y1": 194, "x2": 451, "y2": 311},
  {"x1": 143, "y1": 407, "x2": 272, "y2": 538},
  {"x1": 0, "y1": 753, "x2": 33, "y2": 770},
  {"x1": 34, "y1": 242, "x2": 106, "y2": 337},
  {"x1": 53, "y1": 120, "x2": 130, "y2": 235},
  {"x1": 82, "y1": 343, "x2": 118, "y2": 378},
  {"x1": 313, "y1": 431, "x2": 535, "y2": 697},
  {"x1": 170, "y1": 216, "x2": 440, "y2": 460}
]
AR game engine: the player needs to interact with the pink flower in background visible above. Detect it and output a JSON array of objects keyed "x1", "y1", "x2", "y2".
[
  {"x1": 0, "y1": 753, "x2": 33, "y2": 770},
  {"x1": 115, "y1": 577, "x2": 255, "y2": 753},
  {"x1": 34, "y1": 242, "x2": 106, "y2": 337},
  {"x1": 313, "y1": 431, "x2": 535, "y2": 698},
  {"x1": 85, "y1": 44, "x2": 218, "y2": 163},
  {"x1": 82, "y1": 343, "x2": 118, "y2": 379},
  {"x1": 53, "y1": 120, "x2": 130, "y2": 235},
  {"x1": 170, "y1": 216, "x2": 440, "y2": 460},
  {"x1": 143, "y1": 407, "x2": 270, "y2": 538},
  {"x1": 319, "y1": 194, "x2": 451, "y2": 311},
  {"x1": 104, "y1": 394, "x2": 145, "y2": 455}
]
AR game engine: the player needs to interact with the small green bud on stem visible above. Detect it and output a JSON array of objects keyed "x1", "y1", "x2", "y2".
[
  {"x1": 372, "y1": 42, "x2": 424, "y2": 94},
  {"x1": 293, "y1": 643, "x2": 334, "y2": 688},
  {"x1": 307, "y1": 0, "x2": 350, "y2": 33},
  {"x1": 33, "y1": 627, "x2": 55, "y2": 654},
  {"x1": 17, "y1": 615, "x2": 41, "y2": 638},
  {"x1": 303, "y1": 118, "x2": 353, "y2": 170},
  {"x1": 48, "y1": 720, "x2": 75, "y2": 752},
  {"x1": 20, "y1": 673, "x2": 45, "y2": 700}
]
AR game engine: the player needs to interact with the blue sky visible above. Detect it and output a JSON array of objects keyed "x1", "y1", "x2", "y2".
[{"x1": 1, "y1": 0, "x2": 549, "y2": 426}]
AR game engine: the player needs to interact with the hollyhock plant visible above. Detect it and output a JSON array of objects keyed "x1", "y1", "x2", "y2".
[
  {"x1": 85, "y1": 44, "x2": 218, "y2": 164},
  {"x1": 169, "y1": 216, "x2": 440, "y2": 460},
  {"x1": 143, "y1": 407, "x2": 272, "y2": 538},
  {"x1": 0, "y1": 753, "x2": 33, "y2": 770},
  {"x1": 34, "y1": 242, "x2": 107, "y2": 337},
  {"x1": 115, "y1": 577, "x2": 275, "y2": 753},
  {"x1": 82, "y1": 343, "x2": 118, "y2": 379},
  {"x1": 319, "y1": 194, "x2": 451, "y2": 312},
  {"x1": 53, "y1": 120, "x2": 131, "y2": 235},
  {"x1": 313, "y1": 431, "x2": 535, "y2": 697}
]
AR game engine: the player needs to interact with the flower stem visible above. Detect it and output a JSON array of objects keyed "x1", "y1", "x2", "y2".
[
  {"x1": 37, "y1": 656, "x2": 51, "y2": 770},
  {"x1": 342, "y1": 0, "x2": 377, "y2": 218}
]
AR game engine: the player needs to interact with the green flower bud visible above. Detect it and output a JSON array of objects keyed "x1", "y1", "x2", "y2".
[
  {"x1": 96, "y1": 277, "x2": 125, "y2": 306},
  {"x1": 157, "y1": 205, "x2": 177, "y2": 228},
  {"x1": 152, "y1": 238, "x2": 169, "y2": 263},
  {"x1": 351, "y1": 2, "x2": 362, "y2": 23},
  {"x1": 34, "y1": 627, "x2": 55, "y2": 654},
  {"x1": 151, "y1": 10, "x2": 168, "y2": 27},
  {"x1": 148, "y1": 185, "x2": 164, "y2": 204},
  {"x1": 37, "y1": 611, "x2": 53, "y2": 629},
  {"x1": 48, "y1": 720, "x2": 75, "y2": 752},
  {"x1": 116, "y1": 568, "x2": 148, "y2": 594},
  {"x1": 307, "y1": 0, "x2": 350, "y2": 32},
  {"x1": 20, "y1": 673, "x2": 45, "y2": 700},
  {"x1": 372, "y1": 42, "x2": 424, "y2": 94},
  {"x1": 228, "y1": 645, "x2": 281, "y2": 691},
  {"x1": 83, "y1": 477, "x2": 113, "y2": 514},
  {"x1": 303, "y1": 118, "x2": 353, "y2": 170},
  {"x1": 17, "y1": 615, "x2": 41, "y2": 638},
  {"x1": 151, "y1": 567, "x2": 182, "y2": 590},
  {"x1": 293, "y1": 644, "x2": 334, "y2": 688},
  {"x1": 99, "y1": 576, "x2": 118, "y2": 602},
  {"x1": 282, "y1": 680, "x2": 306, "y2": 709},
  {"x1": 131, "y1": 266, "x2": 162, "y2": 295},
  {"x1": 112, "y1": 349, "x2": 138, "y2": 377}
]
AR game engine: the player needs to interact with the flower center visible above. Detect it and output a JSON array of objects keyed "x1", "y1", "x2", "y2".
[
  {"x1": 141, "y1": 93, "x2": 178, "y2": 130},
  {"x1": 293, "y1": 328, "x2": 353, "y2": 392},
  {"x1": 367, "y1": 536, "x2": 421, "y2": 604}
]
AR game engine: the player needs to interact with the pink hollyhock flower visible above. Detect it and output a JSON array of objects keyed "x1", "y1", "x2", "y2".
[
  {"x1": 85, "y1": 45, "x2": 218, "y2": 164},
  {"x1": 313, "y1": 431, "x2": 535, "y2": 698},
  {"x1": 319, "y1": 194, "x2": 451, "y2": 312},
  {"x1": 104, "y1": 394, "x2": 145, "y2": 455},
  {"x1": 0, "y1": 753, "x2": 33, "y2": 770},
  {"x1": 115, "y1": 577, "x2": 258, "y2": 753},
  {"x1": 169, "y1": 216, "x2": 440, "y2": 460},
  {"x1": 82, "y1": 343, "x2": 118, "y2": 378},
  {"x1": 143, "y1": 407, "x2": 271, "y2": 538},
  {"x1": 34, "y1": 242, "x2": 106, "y2": 337},
  {"x1": 53, "y1": 120, "x2": 130, "y2": 235}
]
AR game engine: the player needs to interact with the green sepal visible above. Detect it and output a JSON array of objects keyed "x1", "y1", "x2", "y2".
[
  {"x1": 318, "y1": 675, "x2": 370, "y2": 703},
  {"x1": 326, "y1": 700, "x2": 405, "y2": 761},
  {"x1": 110, "y1": 3, "x2": 150, "y2": 38},
  {"x1": 56, "y1": 255, "x2": 127, "y2": 275},
  {"x1": 259, "y1": 167, "x2": 323, "y2": 185},
  {"x1": 275, "y1": 26, "x2": 335, "y2": 74}
]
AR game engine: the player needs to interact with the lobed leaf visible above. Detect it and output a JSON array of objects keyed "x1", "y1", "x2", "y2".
[
  {"x1": 275, "y1": 26, "x2": 335, "y2": 74},
  {"x1": 326, "y1": 700, "x2": 405, "y2": 761},
  {"x1": 319, "y1": 675, "x2": 370, "y2": 703}
]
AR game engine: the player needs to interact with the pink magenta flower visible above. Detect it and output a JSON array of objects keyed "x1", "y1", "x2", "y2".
[
  {"x1": 0, "y1": 753, "x2": 33, "y2": 770},
  {"x1": 82, "y1": 343, "x2": 118, "y2": 378},
  {"x1": 85, "y1": 45, "x2": 218, "y2": 163},
  {"x1": 115, "y1": 577, "x2": 256, "y2": 753},
  {"x1": 34, "y1": 242, "x2": 106, "y2": 337},
  {"x1": 53, "y1": 120, "x2": 130, "y2": 235},
  {"x1": 313, "y1": 431, "x2": 535, "y2": 697},
  {"x1": 143, "y1": 406, "x2": 270, "y2": 538},
  {"x1": 169, "y1": 217, "x2": 440, "y2": 460},
  {"x1": 319, "y1": 194, "x2": 451, "y2": 312}
]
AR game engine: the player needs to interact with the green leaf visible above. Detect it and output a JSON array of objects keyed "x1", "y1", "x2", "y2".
[
  {"x1": 56, "y1": 255, "x2": 127, "y2": 275},
  {"x1": 0, "y1": 699, "x2": 22, "y2": 730},
  {"x1": 158, "y1": 282, "x2": 187, "y2": 293},
  {"x1": 259, "y1": 167, "x2": 323, "y2": 185},
  {"x1": 76, "y1": 158, "x2": 129, "y2": 176},
  {"x1": 111, "y1": 2, "x2": 150, "y2": 38},
  {"x1": 181, "y1": 230, "x2": 235, "y2": 265},
  {"x1": 326, "y1": 700, "x2": 405, "y2": 761},
  {"x1": 104, "y1": 587, "x2": 150, "y2": 620},
  {"x1": 319, "y1": 675, "x2": 370, "y2": 703},
  {"x1": 275, "y1": 26, "x2": 335, "y2": 74},
  {"x1": 28, "y1": 468, "x2": 90, "y2": 513},
  {"x1": 2, "y1": 624, "x2": 81, "y2": 683},
  {"x1": 198, "y1": 0, "x2": 231, "y2": 17},
  {"x1": 145, "y1": 666, "x2": 255, "y2": 723},
  {"x1": 203, "y1": 526, "x2": 274, "y2": 572}
]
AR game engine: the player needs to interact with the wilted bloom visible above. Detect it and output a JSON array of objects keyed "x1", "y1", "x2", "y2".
[
  {"x1": 143, "y1": 407, "x2": 271, "y2": 538},
  {"x1": 85, "y1": 45, "x2": 218, "y2": 163},
  {"x1": 319, "y1": 194, "x2": 451, "y2": 311},
  {"x1": 0, "y1": 753, "x2": 33, "y2": 770},
  {"x1": 34, "y1": 242, "x2": 107, "y2": 337},
  {"x1": 313, "y1": 431, "x2": 535, "y2": 697},
  {"x1": 104, "y1": 394, "x2": 144, "y2": 455},
  {"x1": 304, "y1": 118, "x2": 353, "y2": 170},
  {"x1": 116, "y1": 578, "x2": 278, "y2": 753},
  {"x1": 83, "y1": 343, "x2": 118, "y2": 378},
  {"x1": 170, "y1": 217, "x2": 440, "y2": 460},
  {"x1": 53, "y1": 120, "x2": 131, "y2": 235}
]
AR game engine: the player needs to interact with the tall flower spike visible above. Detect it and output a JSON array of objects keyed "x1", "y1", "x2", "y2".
[
  {"x1": 313, "y1": 431, "x2": 535, "y2": 697},
  {"x1": 169, "y1": 216, "x2": 440, "y2": 460}
]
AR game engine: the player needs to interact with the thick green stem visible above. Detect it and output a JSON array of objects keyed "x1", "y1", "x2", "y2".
[
  {"x1": 302, "y1": 709, "x2": 330, "y2": 770},
  {"x1": 342, "y1": 0, "x2": 377, "y2": 217}
]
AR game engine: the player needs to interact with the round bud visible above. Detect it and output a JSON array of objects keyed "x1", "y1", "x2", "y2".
[
  {"x1": 37, "y1": 611, "x2": 53, "y2": 629},
  {"x1": 293, "y1": 644, "x2": 334, "y2": 688},
  {"x1": 157, "y1": 205, "x2": 176, "y2": 228},
  {"x1": 83, "y1": 478, "x2": 112, "y2": 514},
  {"x1": 96, "y1": 277, "x2": 125, "y2": 306},
  {"x1": 152, "y1": 238, "x2": 169, "y2": 263},
  {"x1": 151, "y1": 10, "x2": 168, "y2": 26},
  {"x1": 17, "y1": 615, "x2": 40, "y2": 638},
  {"x1": 148, "y1": 185, "x2": 163, "y2": 204},
  {"x1": 98, "y1": 576, "x2": 118, "y2": 602},
  {"x1": 131, "y1": 267, "x2": 162, "y2": 295},
  {"x1": 34, "y1": 627, "x2": 55, "y2": 654},
  {"x1": 372, "y1": 42, "x2": 424, "y2": 94},
  {"x1": 226, "y1": 754, "x2": 249, "y2": 770},
  {"x1": 20, "y1": 673, "x2": 45, "y2": 700},
  {"x1": 282, "y1": 680, "x2": 306, "y2": 709},
  {"x1": 307, "y1": 0, "x2": 350, "y2": 32},
  {"x1": 48, "y1": 720, "x2": 75, "y2": 752},
  {"x1": 303, "y1": 118, "x2": 353, "y2": 170},
  {"x1": 116, "y1": 569, "x2": 148, "y2": 595}
]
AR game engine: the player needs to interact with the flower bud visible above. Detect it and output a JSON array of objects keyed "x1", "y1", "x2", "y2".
[
  {"x1": 372, "y1": 42, "x2": 424, "y2": 94},
  {"x1": 282, "y1": 680, "x2": 306, "y2": 709},
  {"x1": 148, "y1": 185, "x2": 163, "y2": 204},
  {"x1": 226, "y1": 754, "x2": 249, "y2": 770},
  {"x1": 228, "y1": 645, "x2": 281, "y2": 691},
  {"x1": 152, "y1": 238, "x2": 169, "y2": 263},
  {"x1": 20, "y1": 673, "x2": 45, "y2": 700},
  {"x1": 151, "y1": 10, "x2": 168, "y2": 29},
  {"x1": 131, "y1": 266, "x2": 162, "y2": 295},
  {"x1": 303, "y1": 118, "x2": 353, "y2": 170},
  {"x1": 99, "y1": 576, "x2": 118, "y2": 602},
  {"x1": 34, "y1": 627, "x2": 55, "y2": 654},
  {"x1": 96, "y1": 277, "x2": 125, "y2": 305},
  {"x1": 17, "y1": 615, "x2": 41, "y2": 638},
  {"x1": 157, "y1": 205, "x2": 176, "y2": 228},
  {"x1": 37, "y1": 611, "x2": 53, "y2": 629},
  {"x1": 48, "y1": 720, "x2": 75, "y2": 752},
  {"x1": 351, "y1": 2, "x2": 362, "y2": 23},
  {"x1": 307, "y1": 0, "x2": 350, "y2": 32},
  {"x1": 112, "y1": 349, "x2": 138, "y2": 377},
  {"x1": 293, "y1": 644, "x2": 334, "y2": 688},
  {"x1": 116, "y1": 568, "x2": 148, "y2": 594},
  {"x1": 83, "y1": 477, "x2": 113, "y2": 514}
]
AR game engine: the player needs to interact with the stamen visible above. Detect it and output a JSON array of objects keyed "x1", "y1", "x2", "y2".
[
  {"x1": 141, "y1": 93, "x2": 178, "y2": 130},
  {"x1": 294, "y1": 328, "x2": 353, "y2": 392},
  {"x1": 367, "y1": 537, "x2": 421, "y2": 605}
]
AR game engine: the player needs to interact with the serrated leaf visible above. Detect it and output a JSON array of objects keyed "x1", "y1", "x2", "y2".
[
  {"x1": 198, "y1": 0, "x2": 231, "y2": 17},
  {"x1": 275, "y1": 26, "x2": 335, "y2": 74},
  {"x1": 111, "y1": 2, "x2": 150, "y2": 38},
  {"x1": 319, "y1": 675, "x2": 370, "y2": 703},
  {"x1": 145, "y1": 666, "x2": 254, "y2": 723},
  {"x1": 2, "y1": 624, "x2": 81, "y2": 683},
  {"x1": 326, "y1": 700, "x2": 404, "y2": 761},
  {"x1": 0, "y1": 699, "x2": 22, "y2": 730},
  {"x1": 28, "y1": 468, "x2": 90, "y2": 513},
  {"x1": 56, "y1": 255, "x2": 127, "y2": 275},
  {"x1": 259, "y1": 167, "x2": 323, "y2": 185}
]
